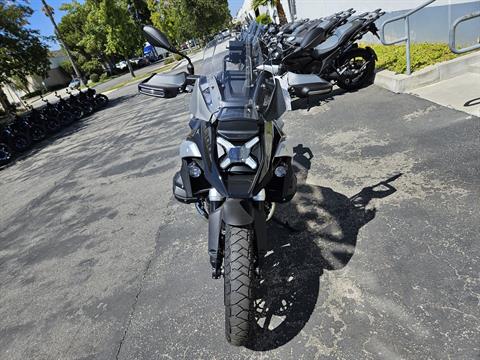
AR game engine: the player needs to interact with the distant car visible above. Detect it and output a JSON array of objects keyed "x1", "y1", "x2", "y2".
[
  {"x1": 69, "y1": 78, "x2": 81, "y2": 89},
  {"x1": 115, "y1": 60, "x2": 128, "y2": 70},
  {"x1": 132, "y1": 57, "x2": 150, "y2": 68},
  {"x1": 221, "y1": 28, "x2": 231, "y2": 39}
]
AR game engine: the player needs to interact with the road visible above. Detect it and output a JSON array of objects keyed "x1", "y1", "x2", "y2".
[
  {"x1": 0, "y1": 81, "x2": 478, "y2": 359},
  {"x1": 27, "y1": 47, "x2": 206, "y2": 109}
]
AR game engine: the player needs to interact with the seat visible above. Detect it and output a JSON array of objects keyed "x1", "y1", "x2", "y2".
[
  {"x1": 313, "y1": 21, "x2": 364, "y2": 58},
  {"x1": 287, "y1": 72, "x2": 332, "y2": 98}
]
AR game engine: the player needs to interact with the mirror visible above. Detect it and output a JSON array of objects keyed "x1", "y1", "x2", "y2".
[
  {"x1": 142, "y1": 25, "x2": 195, "y2": 75},
  {"x1": 142, "y1": 25, "x2": 175, "y2": 52}
]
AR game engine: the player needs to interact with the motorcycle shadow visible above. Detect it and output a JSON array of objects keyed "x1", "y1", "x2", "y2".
[
  {"x1": 247, "y1": 147, "x2": 401, "y2": 351},
  {"x1": 291, "y1": 88, "x2": 347, "y2": 111}
]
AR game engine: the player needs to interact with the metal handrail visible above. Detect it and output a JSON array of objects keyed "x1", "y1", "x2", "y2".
[
  {"x1": 449, "y1": 11, "x2": 480, "y2": 54},
  {"x1": 380, "y1": 0, "x2": 436, "y2": 75}
]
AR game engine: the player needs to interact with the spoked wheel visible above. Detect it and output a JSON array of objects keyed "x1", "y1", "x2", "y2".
[
  {"x1": 82, "y1": 103, "x2": 95, "y2": 116},
  {"x1": 45, "y1": 116, "x2": 62, "y2": 133},
  {"x1": 95, "y1": 94, "x2": 109, "y2": 108},
  {"x1": 224, "y1": 225, "x2": 255, "y2": 346},
  {"x1": 31, "y1": 126, "x2": 46, "y2": 142},
  {"x1": 13, "y1": 135, "x2": 31, "y2": 153},
  {"x1": 0, "y1": 143, "x2": 13, "y2": 165},
  {"x1": 70, "y1": 107, "x2": 83, "y2": 121},
  {"x1": 337, "y1": 48, "x2": 376, "y2": 91}
]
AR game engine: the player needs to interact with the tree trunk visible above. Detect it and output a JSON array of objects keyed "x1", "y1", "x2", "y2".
[
  {"x1": 0, "y1": 87, "x2": 12, "y2": 114},
  {"x1": 275, "y1": 0, "x2": 288, "y2": 25},
  {"x1": 125, "y1": 56, "x2": 136, "y2": 78}
]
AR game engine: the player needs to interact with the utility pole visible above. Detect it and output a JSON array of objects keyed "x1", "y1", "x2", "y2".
[{"x1": 41, "y1": 0, "x2": 85, "y2": 85}]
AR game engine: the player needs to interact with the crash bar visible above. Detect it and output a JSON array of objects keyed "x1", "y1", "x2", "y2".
[
  {"x1": 449, "y1": 11, "x2": 480, "y2": 54},
  {"x1": 380, "y1": 0, "x2": 436, "y2": 75}
]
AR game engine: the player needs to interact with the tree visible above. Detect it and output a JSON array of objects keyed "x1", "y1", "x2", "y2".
[
  {"x1": 256, "y1": 13, "x2": 272, "y2": 25},
  {"x1": 127, "y1": 0, "x2": 152, "y2": 23},
  {"x1": 147, "y1": 0, "x2": 231, "y2": 45},
  {"x1": 100, "y1": 0, "x2": 144, "y2": 77},
  {"x1": 0, "y1": 1, "x2": 50, "y2": 110},
  {"x1": 58, "y1": 1, "x2": 108, "y2": 77},
  {"x1": 252, "y1": 0, "x2": 287, "y2": 25},
  {"x1": 147, "y1": 0, "x2": 186, "y2": 45}
]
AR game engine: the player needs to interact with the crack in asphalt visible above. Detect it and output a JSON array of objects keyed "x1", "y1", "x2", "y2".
[
  {"x1": 114, "y1": 200, "x2": 176, "y2": 360},
  {"x1": 115, "y1": 255, "x2": 154, "y2": 360}
]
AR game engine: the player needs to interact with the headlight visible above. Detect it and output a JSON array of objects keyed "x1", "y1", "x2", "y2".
[
  {"x1": 274, "y1": 164, "x2": 287, "y2": 177},
  {"x1": 188, "y1": 163, "x2": 202, "y2": 178}
]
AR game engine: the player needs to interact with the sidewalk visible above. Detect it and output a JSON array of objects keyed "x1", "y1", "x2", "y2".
[{"x1": 410, "y1": 71, "x2": 480, "y2": 118}]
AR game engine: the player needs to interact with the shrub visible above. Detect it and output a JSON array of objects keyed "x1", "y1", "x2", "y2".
[
  {"x1": 100, "y1": 73, "x2": 109, "y2": 82},
  {"x1": 173, "y1": 53, "x2": 183, "y2": 61},
  {"x1": 256, "y1": 13, "x2": 272, "y2": 25},
  {"x1": 89, "y1": 73, "x2": 99, "y2": 83},
  {"x1": 367, "y1": 43, "x2": 462, "y2": 74},
  {"x1": 164, "y1": 57, "x2": 175, "y2": 65}
]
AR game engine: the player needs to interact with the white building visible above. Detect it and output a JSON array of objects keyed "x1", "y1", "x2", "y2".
[{"x1": 236, "y1": 0, "x2": 480, "y2": 43}]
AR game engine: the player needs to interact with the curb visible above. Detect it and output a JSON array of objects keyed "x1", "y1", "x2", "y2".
[{"x1": 374, "y1": 51, "x2": 480, "y2": 93}]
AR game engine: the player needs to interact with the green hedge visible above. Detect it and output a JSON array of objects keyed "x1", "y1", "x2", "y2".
[
  {"x1": 368, "y1": 43, "x2": 462, "y2": 74},
  {"x1": 89, "y1": 73, "x2": 99, "y2": 83}
]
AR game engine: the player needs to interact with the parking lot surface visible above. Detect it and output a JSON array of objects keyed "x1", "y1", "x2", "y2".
[{"x1": 0, "y1": 83, "x2": 478, "y2": 359}]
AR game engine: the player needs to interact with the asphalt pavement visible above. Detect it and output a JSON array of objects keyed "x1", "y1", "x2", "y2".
[{"x1": 0, "y1": 81, "x2": 478, "y2": 359}]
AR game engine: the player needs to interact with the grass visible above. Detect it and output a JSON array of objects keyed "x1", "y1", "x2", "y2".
[
  {"x1": 103, "y1": 62, "x2": 177, "y2": 93},
  {"x1": 366, "y1": 43, "x2": 465, "y2": 74}
]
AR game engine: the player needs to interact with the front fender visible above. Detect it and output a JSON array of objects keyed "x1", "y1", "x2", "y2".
[
  {"x1": 208, "y1": 199, "x2": 268, "y2": 269},
  {"x1": 365, "y1": 46, "x2": 378, "y2": 61}
]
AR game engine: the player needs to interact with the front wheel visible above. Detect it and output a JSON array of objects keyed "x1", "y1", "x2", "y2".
[
  {"x1": 95, "y1": 94, "x2": 109, "y2": 108},
  {"x1": 0, "y1": 143, "x2": 13, "y2": 165},
  {"x1": 337, "y1": 48, "x2": 376, "y2": 91},
  {"x1": 12, "y1": 134, "x2": 31, "y2": 153},
  {"x1": 224, "y1": 225, "x2": 255, "y2": 346}
]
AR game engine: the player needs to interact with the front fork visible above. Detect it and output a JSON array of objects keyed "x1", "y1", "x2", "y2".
[{"x1": 207, "y1": 188, "x2": 267, "y2": 279}]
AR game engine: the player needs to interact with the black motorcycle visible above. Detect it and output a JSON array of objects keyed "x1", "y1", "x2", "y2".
[
  {"x1": 65, "y1": 88, "x2": 95, "y2": 117},
  {"x1": 84, "y1": 87, "x2": 109, "y2": 109},
  {"x1": 291, "y1": 10, "x2": 383, "y2": 90},
  {"x1": 53, "y1": 91, "x2": 83, "y2": 121},
  {"x1": 142, "y1": 23, "x2": 304, "y2": 346},
  {"x1": 13, "y1": 114, "x2": 46, "y2": 142},
  {"x1": 0, "y1": 120, "x2": 32, "y2": 155},
  {"x1": 0, "y1": 135, "x2": 13, "y2": 166},
  {"x1": 39, "y1": 95, "x2": 70, "y2": 127}
]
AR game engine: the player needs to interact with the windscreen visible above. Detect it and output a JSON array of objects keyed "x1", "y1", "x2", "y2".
[{"x1": 199, "y1": 29, "x2": 271, "y2": 120}]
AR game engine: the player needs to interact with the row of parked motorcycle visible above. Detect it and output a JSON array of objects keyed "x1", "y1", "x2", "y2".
[
  {"x1": 138, "y1": 8, "x2": 385, "y2": 100},
  {"x1": 0, "y1": 87, "x2": 108, "y2": 166},
  {"x1": 257, "y1": 8, "x2": 385, "y2": 96}
]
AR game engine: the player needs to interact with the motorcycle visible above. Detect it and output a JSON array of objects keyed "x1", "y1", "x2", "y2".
[
  {"x1": 0, "y1": 120, "x2": 32, "y2": 155},
  {"x1": 65, "y1": 88, "x2": 95, "y2": 117},
  {"x1": 142, "y1": 25, "x2": 301, "y2": 346},
  {"x1": 53, "y1": 91, "x2": 83, "y2": 121},
  {"x1": 262, "y1": 9, "x2": 385, "y2": 97},
  {"x1": 84, "y1": 87, "x2": 109, "y2": 109},
  {"x1": 39, "y1": 95, "x2": 70, "y2": 127},
  {"x1": 13, "y1": 113, "x2": 46, "y2": 143},
  {"x1": 0, "y1": 135, "x2": 13, "y2": 166}
]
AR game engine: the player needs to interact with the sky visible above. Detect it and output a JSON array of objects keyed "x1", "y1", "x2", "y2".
[{"x1": 28, "y1": 0, "x2": 245, "y2": 50}]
